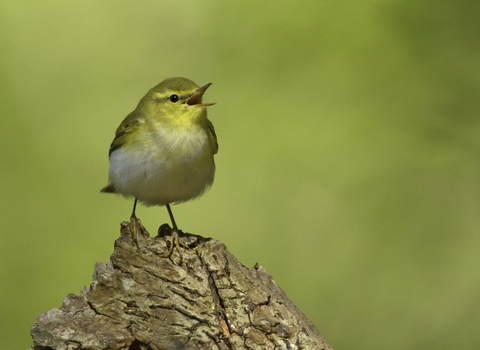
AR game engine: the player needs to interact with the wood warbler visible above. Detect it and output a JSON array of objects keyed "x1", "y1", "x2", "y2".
[{"x1": 101, "y1": 77, "x2": 218, "y2": 245}]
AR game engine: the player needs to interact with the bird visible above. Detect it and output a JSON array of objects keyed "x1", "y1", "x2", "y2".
[{"x1": 101, "y1": 77, "x2": 218, "y2": 256}]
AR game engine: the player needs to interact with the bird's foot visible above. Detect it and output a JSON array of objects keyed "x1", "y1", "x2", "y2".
[
  {"x1": 130, "y1": 216, "x2": 149, "y2": 247},
  {"x1": 158, "y1": 224, "x2": 190, "y2": 265}
]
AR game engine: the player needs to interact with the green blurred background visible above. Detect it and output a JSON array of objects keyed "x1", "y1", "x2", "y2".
[{"x1": 1, "y1": 1, "x2": 480, "y2": 349}]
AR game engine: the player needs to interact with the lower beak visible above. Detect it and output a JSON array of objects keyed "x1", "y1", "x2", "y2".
[{"x1": 187, "y1": 83, "x2": 215, "y2": 106}]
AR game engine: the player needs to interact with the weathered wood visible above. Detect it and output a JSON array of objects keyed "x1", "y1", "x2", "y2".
[{"x1": 31, "y1": 222, "x2": 332, "y2": 349}]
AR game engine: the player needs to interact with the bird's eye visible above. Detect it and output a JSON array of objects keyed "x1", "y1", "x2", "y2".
[{"x1": 169, "y1": 94, "x2": 179, "y2": 103}]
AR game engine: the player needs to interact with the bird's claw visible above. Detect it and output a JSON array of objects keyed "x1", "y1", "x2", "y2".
[
  {"x1": 158, "y1": 224, "x2": 189, "y2": 265},
  {"x1": 130, "y1": 216, "x2": 148, "y2": 247}
]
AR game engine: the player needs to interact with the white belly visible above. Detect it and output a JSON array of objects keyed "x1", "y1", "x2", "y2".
[{"x1": 108, "y1": 130, "x2": 215, "y2": 206}]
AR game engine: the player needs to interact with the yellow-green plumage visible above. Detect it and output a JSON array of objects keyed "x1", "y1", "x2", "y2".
[{"x1": 101, "y1": 77, "x2": 218, "y2": 227}]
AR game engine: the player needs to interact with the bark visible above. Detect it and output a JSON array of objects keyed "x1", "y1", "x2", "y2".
[{"x1": 31, "y1": 222, "x2": 333, "y2": 350}]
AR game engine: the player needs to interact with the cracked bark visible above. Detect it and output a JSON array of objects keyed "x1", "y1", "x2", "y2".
[{"x1": 31, "y1": 222, "x2": 333, "y2": 350}]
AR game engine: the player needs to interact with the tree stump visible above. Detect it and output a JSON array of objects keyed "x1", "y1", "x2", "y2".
[{"x1": 31, "y1": 222, "x2": 333, "y2": 350}]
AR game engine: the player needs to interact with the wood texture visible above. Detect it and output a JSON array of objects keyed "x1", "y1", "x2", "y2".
[{"x1": 31, "y1": 222, "x2": 332, "y2": 350}]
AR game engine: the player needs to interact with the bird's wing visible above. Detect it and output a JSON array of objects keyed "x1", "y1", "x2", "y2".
[
  {"x1": 207, "y1": 119, "x2": 219, "y2": 155},
  {"x1": 108, "y1": 111, "x2": 145, "y2": 157}
]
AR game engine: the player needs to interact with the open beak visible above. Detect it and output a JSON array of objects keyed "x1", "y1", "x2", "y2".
[{"x1": 187, "y1": 83, "x2": 215, "y2": 106}]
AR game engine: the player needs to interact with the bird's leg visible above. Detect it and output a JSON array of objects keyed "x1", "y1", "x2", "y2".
[
  {"x1": 130, "y1": 198, "x2": 148, "y2": 245},
  {"x1": 166, "y1": 203, "x2": 178, "y2": 231},
  {"x1": 164, "y1": 203, "x2": 189, "y2": 264}
]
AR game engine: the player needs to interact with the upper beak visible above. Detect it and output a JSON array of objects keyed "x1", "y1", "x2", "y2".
[{"x1": 187, "y1": 83, "x2": 215, "y2": 106}]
